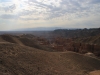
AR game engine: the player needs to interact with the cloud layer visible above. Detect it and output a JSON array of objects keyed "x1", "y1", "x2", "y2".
[{"x1": 0, "y1": 0, "x2": 100, "y2": 30}]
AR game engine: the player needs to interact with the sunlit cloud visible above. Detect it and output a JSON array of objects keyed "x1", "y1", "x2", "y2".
[{"x1": 0, "y1": 0, "x2": 100, "y2": 30}]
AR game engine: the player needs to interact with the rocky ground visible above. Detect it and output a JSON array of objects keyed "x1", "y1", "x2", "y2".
[{"x1": 0, "y1": 34, "x2": 100, "y2": 75}]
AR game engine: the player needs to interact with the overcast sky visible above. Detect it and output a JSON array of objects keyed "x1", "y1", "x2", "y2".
[{"x1": 0, "y1": 0, "x2": 100, "y2": 30}]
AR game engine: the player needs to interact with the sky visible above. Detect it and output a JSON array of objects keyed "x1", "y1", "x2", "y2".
[{"x1": 0, "y1": 0, "x2": 100, "y2": 31}]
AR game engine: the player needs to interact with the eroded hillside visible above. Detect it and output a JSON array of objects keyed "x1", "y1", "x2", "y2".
[{"x1": 0, "y1": 34, "x2": 100, "y2": 75}]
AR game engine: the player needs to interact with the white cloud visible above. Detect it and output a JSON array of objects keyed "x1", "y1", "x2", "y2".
[
  {"x1": 0, "y1": 0, "x2": 100, "y2": 30},
  {"x1": 2, "y1": 4, "x2": 16, "y2": 12}
]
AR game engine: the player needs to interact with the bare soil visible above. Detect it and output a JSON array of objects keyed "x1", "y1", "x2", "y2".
[{"x1": 0, "y1": 34, "x2": 100, "y2": 75}]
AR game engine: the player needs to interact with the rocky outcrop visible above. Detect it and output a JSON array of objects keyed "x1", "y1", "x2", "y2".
[
  {"x1": 0, "y1": 34, "x2": 100, "y2": 57},
  {"x1": 50, "y1": 37, "x2": 100, "y2": 57}
]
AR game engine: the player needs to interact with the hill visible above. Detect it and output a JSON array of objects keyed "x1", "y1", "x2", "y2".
[
  {"x1": 0, "y1": 34, "x2": 100, "y2": 75},
  {"x1": 53, "y1": 28, "x2": 100, "y2": 38},
  {"x1": 74, "y1": 35, "x2": 100, "y2": 45}
]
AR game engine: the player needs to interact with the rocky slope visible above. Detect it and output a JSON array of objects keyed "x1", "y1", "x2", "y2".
[{"x1": 0, "y1": 34, "x2": 100, "y2": 75}]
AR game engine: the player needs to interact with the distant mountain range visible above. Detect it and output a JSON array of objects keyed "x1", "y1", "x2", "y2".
[{"x1": 14, "y1": 27, "x2": 63, "y2": 31}]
